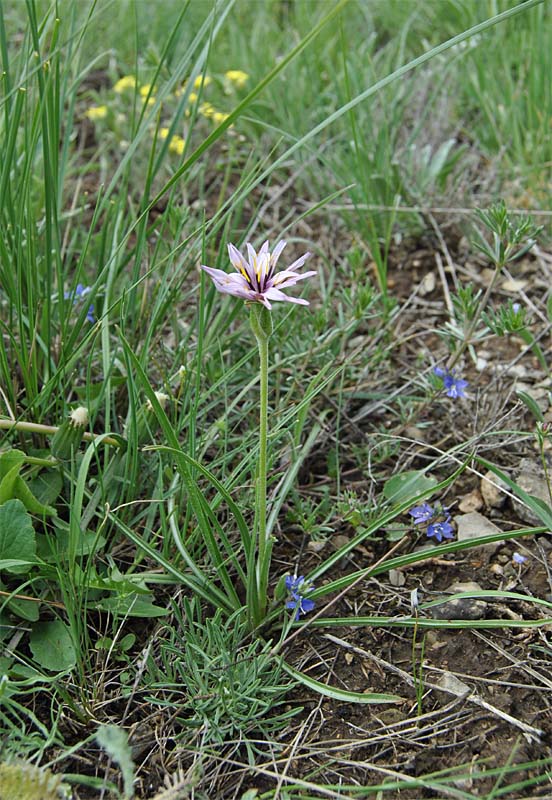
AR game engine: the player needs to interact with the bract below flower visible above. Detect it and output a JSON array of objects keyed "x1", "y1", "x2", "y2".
[{"x1": 201, "y1": 240, "x2": 316, "y2": 310}]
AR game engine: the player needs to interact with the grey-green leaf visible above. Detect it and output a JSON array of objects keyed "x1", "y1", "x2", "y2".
[{"x1": 96, "y1": 724, "x2": 135, "y2": 799}]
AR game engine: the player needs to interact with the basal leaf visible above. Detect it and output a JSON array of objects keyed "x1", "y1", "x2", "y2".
[
  {"x1": 29, "y1": 620, "x2": 77, "y2": 672},
  {"x1": 0, "y1": 499, "x2": 37, "y2": 574}
]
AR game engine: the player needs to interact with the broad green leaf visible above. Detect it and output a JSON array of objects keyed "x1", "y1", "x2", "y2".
[
  {"x1": 383, "y1": 470, "x2": 438, "y2": 504},
  {"x1": 96, "y1": 724, "x2": 135, "y2": 800},
  {"x1": 0, "y1": 449, "x2": 26, "y2": 478},
  {"x1": 283, "y1": 663, "x2": 402, "y2": 704},
  {"x1": 29, "y1": 620, "x2": 77, "y2": 672},
  {"x1": 8, "y1": 596, "x2": 40, "y2": 622},
  {"x1": 28, "y1": 470, "x2": 63, "y2": 506},
  {"x1": 0, "y1": 462, "x2": 24, "y2": 504},
  {"x1": 0, "y1": 499, "x2": 36, "y2": 574},
  {"x1": 13, "y1": 476, "x2": 57, "y2": 516},
  {"x1": 96, "y1": 594, "x2": 169, "y2": 618}
]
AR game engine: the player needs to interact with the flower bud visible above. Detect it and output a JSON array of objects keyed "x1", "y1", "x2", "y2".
[{"x1": 51, "y1": 407, "x2": 89, "y2": 459}]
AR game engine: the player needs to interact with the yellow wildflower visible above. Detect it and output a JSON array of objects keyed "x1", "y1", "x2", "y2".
[
  {"x1": 169, "y1": 136, "x2": 185, "y2": 155},
  {"x1": 199, "y1": 101, "x2": 215, "y2": 118},
  {"x1": 188, "y1": 91, "x2": 198, "y2": 104},
  {"x1": 212, "y1": 111, "x2": 230, "y2": 125},
  {"x1": 85, "y1": 105, "x2": 108, "y2": 121},
  {"x1": 113, "y1": 75, "x2": 136, "y2": 93},
  {"x1": 159, "y1": 127, "x2": 170, "y2": 139},
  {"x1": 139, "y1": 84, "x2": 153, "y2": 97},
  {"x1": 225, "y1": 70, "x2": 249, "y2": 88},
  {"x1": 193, "y1": 74, "x2": 212, "y2": 89}
]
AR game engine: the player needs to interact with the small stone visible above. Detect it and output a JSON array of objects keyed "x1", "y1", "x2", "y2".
[
  {"x1": 501, "y1": 277, "x2": 527, "y2": 292},
  {"x1": 307, "y1": 539, "x2": 326, "y2": 553},
  {"x1": 455, "y1": 511, "x2": 505, "y2": 556},
  {"x1": 480, "y1": 470, "x2": 509, "y2": 508},
  {"x1": 430, "y1": 596, "x2": 487, "y2": 620},
  {"x1": 419, "y1": 271, "x2": 436, "y2": 295},
  {"x1": 388, "y1": 569, "x2": 405, "y2": 587},
  {"x1": 475, "y1": 357, "x2": 488, "y2": 371},
  {"x1": 458, "y1": 488, "x2": 484, "y2": 513},
  {"x1": 513, "y1": 458, "x2": 552, "y2": 525}
]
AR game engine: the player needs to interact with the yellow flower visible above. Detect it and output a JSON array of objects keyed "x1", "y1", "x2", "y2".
[
  {"x1": 193, "y1": 74, "x2": 211, "y2": 89},
  {"x1": 225, "y1": 70, "x2": 249, "y2": 88},
  {"x1": 159, "y1": 127, "x2": 170, "y2": 139},
  {"x1": 188, "y1": 91, "x2": 198, "y2": 104},
  {"x1": 212, "y1": 111, "x2": 230, "y2": 125},
  {"x1": 169, "y1": 136, "x2": 185, "y2": 155},
  {"x1": 199, "y1": 101, "x2": 215, "y2": 118},
  {"x1": 113, "y1": 75, "x2": 136, "y2": 93},
  {"x1": 139, "y1": 84, "x2": 153, "y2": 97},
  {"x1": 85, "y1": 105, "x2": 108, "y2": 121}
]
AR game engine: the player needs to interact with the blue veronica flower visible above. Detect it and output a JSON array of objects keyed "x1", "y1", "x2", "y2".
[
  {"x1": 409, "y1": 502, "x2": 435, "y2": 524},
  {"x1": 427, "y1": 517, "x2": 454, "y2": 543},
  {"x1": 434, "y1": 367, "x2": 468, "y2": 399},
  {"x1": 64, "y1": 283, "x2": 95, "y2": 324},
  {"x1": 285, "y1": 574, "x2": 315, "y2": 621},
  {"x1": 512, "y1": 552, "x2": 527, "y2": 564}
]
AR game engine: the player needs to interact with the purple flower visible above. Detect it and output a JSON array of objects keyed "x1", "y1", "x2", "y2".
[
  {"x1": 409, "y1": 503, "x2": 435, "y2": 524},
  {"x1": 427, "y1": 517, "x2": 455, "y2": 543},
  {"x1": 65, "y1": 283, "x2": 95, "y2": 323},
  {"x1": 434, "y1": 367, "x2": 468, "y2": 399},
  {"x1": 201, "y1": 240, "x2": 316, "y2": 310},
  {"x1": 285, "y1": 574, "x2": 315, "y2": 621},
  {"x1": 512, "y1": 552, "x2": 527, "y2": 564}
]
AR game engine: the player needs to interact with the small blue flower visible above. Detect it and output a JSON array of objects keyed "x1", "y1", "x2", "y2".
[
  {"x1": 512, "y1": 552, "x2": 527, "y2": 565},
  {"x1": 409, "y1": 503, "x2": 435, "y2": 524},
  {"x1": 427, "y1": 517, "x2": 454, "y2": 543},
  {"x1": 434, "y1": 367, "x2": 468, "y2": 399},
  {"x1": 64, "y1": 283, "x2": 95, "y2": 324},
  {"x1": 285, "y1": 574, "x2": 315, "y2": 621}
]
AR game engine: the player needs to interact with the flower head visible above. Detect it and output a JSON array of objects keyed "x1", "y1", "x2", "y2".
[
  {"x1": 212, "y1": 111, "x2": 230, "y2": 125},
  {"x1": 113, "y1": 75, "x2": 136, "y2": 93},
  {"x1": 427, "y1": 517, "x2": 454, "y2": 543},
  {"x1": 225, "y1": 69, "x2": 249, "y2": 88},
  {"x1": 434, "y1": 367, "x2": 469, "y2": 399},
  {"x1": 65, "y1": 284, "x2": 95, "y2": 324},
  {"x1": 285, "y1": 574, "x2": 315, "y2": 621},
  {"x1": 409, "y1": 502, "x2": 435, "y2": 524},
  {"x1": 512, "y1": 551, "x2": 527, "y2": 565},
  {"x1": 201, "y1": 240, "x2": 316, "y2": 310},
  {"x1": 85, "y1": 105, "x2": 107, "y2": 121},
  {"x1": 193, "y1": 74, "x2": 212, "y2": 89}
]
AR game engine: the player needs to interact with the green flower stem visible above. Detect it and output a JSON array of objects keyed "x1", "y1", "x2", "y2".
[
  {"x1": 0, "y1": 418, "x2": 122, "y2": 448},
  {"x1": 250, "y1": 304, "x2": 273, "y2": 626}
]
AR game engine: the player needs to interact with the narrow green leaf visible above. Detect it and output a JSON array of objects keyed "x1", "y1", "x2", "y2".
[
  {"x1": 516, "y1": 390, "x2": 545, "y2": 423},
  {"x1": 283, "y1": 662, "x2": 402, "y2": 704}
]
